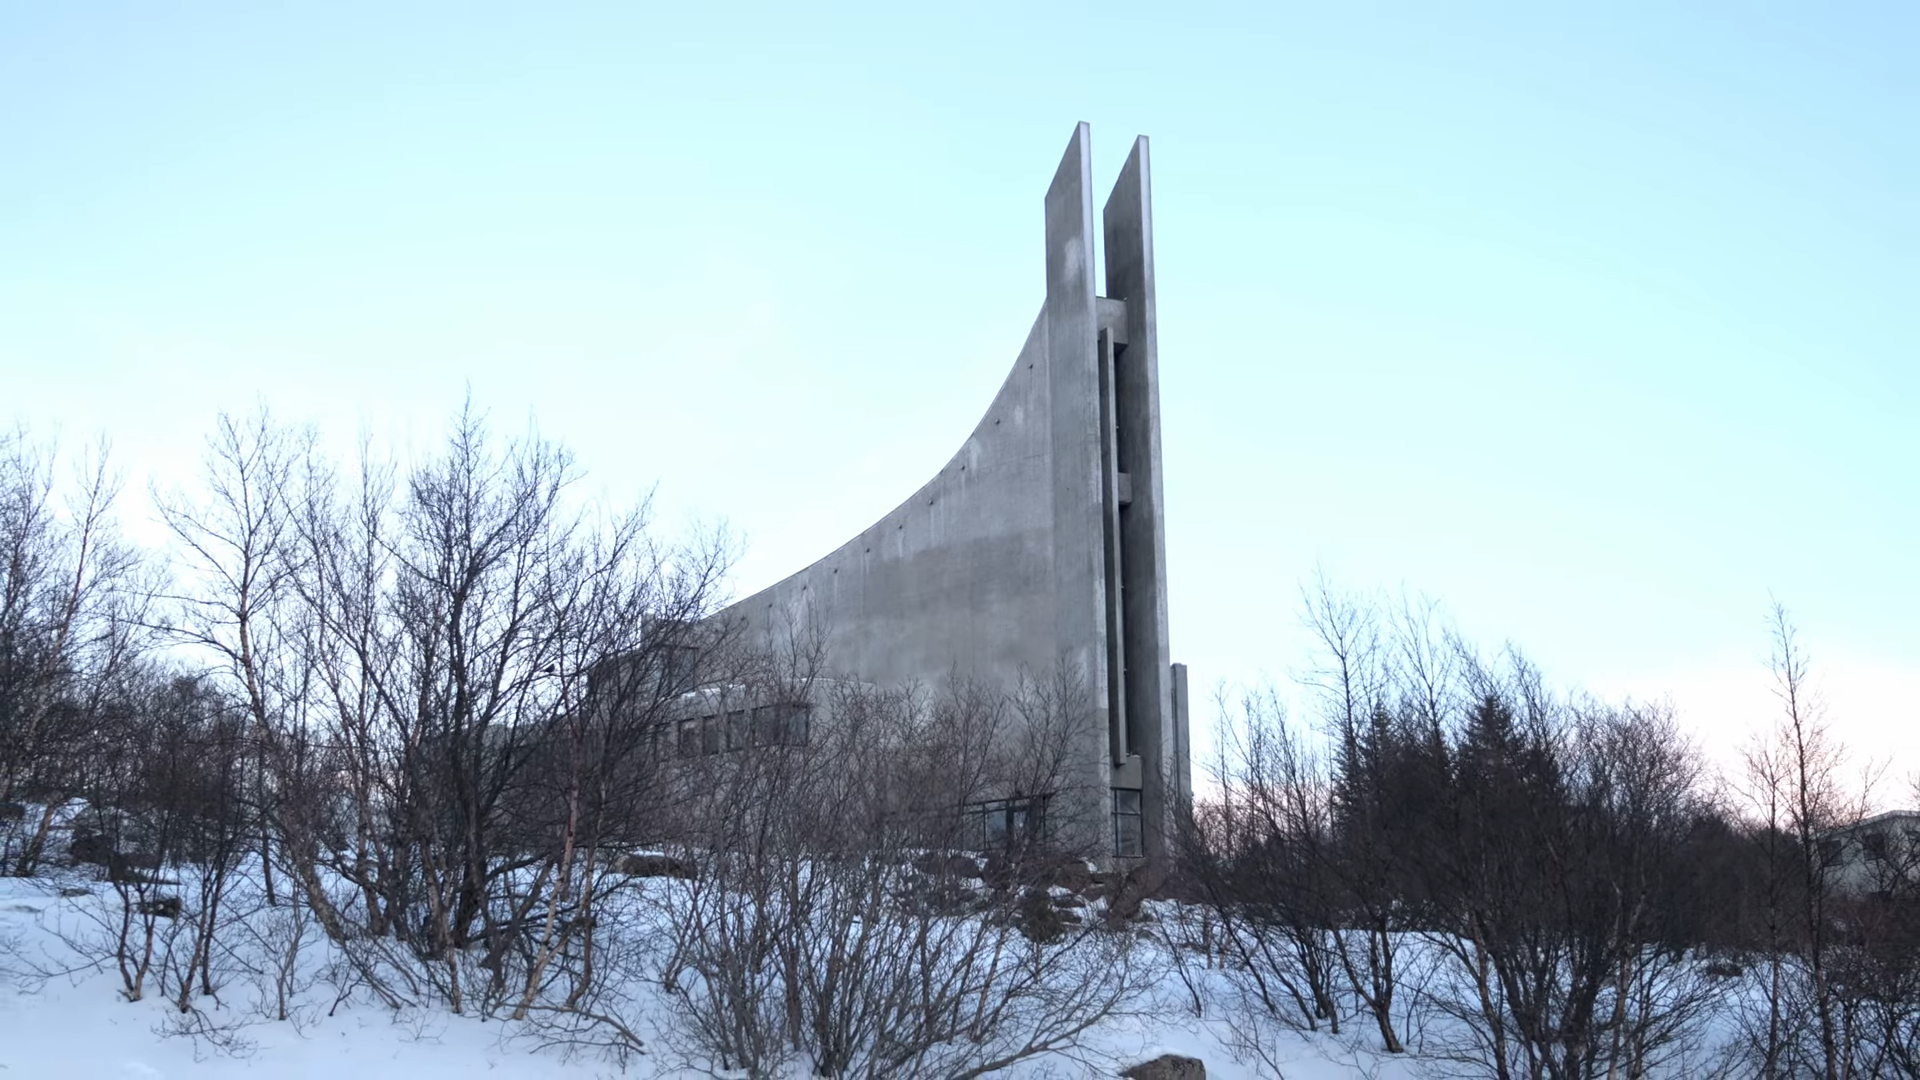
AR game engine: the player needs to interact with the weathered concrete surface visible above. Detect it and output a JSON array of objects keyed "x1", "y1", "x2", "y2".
[
  {"x1": 1103, "y1": 135, "x2": 1181, "y2": 842},
  {"x1": 724, "y1": 304, "x2": 1059, "y2": 683},
  {"x1": 715, "y1": 124, "x2": 1186, "y2": 861}
]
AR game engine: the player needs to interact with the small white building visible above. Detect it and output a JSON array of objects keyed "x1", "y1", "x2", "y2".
[{"x1": 1822, "y1": 809, "x2": 1920, "y2": 897}]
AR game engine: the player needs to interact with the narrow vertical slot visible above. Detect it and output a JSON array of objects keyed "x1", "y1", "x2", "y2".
[{"x1": 1098, "y1": 328, "x2": 1128, "y2": 765}]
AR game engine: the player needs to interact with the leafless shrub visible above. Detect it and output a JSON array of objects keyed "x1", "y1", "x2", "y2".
[
  {"x1": 594, "y1": 664, "x2": 1155, "y2": 1079},
  {"x1": 1187, "y1": 686, "x2": 1344, "y2": 1038},
  {"x1": 1191, "y1": 585, "x2": 1734, "y2": 1079}
]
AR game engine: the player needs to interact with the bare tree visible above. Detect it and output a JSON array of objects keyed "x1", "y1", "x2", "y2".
[
  {"x1": 1188, "y1": 685, "x2": 1344, "y2": 1044},
  {"x1": 610, "y1": 658, "x2": 1151, "y2": 1079},
  {"x1": 191, "y1": 401, "x2": 739, "y2": 1024},
  {"x1": 154, "y1": 409, "x2": 311, "y2": 912},
  {"x1": 0, "y1": 431, "x2": 151, "y2": 874},
  {"x1": 1303, "y1": 573, "x2": 1416, "y2": 1053},
  {"x1": 1736, "y1": 603, "x2": 1883, "y2": 1080}
]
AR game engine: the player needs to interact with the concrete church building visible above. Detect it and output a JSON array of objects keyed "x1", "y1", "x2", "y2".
[{"x1": 715, "y1": 124, "x2": 1190, "y2": 862}]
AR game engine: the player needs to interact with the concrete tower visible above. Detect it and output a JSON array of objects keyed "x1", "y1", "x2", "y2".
[{"x1": 717, "y1": 124, "x2": 1188, "y2": 862}]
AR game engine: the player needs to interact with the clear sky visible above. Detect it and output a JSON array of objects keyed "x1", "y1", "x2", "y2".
[{"x1": 3, "y1": 4, "x2": 1914, "y2": 789}]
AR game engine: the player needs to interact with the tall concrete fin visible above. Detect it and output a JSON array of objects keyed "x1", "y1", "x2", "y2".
[
  {"x1": 1102, "y1": 135, "x2": 1175, "y2": 848},
  {"x1": 1044, "y1": 122, "x2": 1107, "y2": 713}
]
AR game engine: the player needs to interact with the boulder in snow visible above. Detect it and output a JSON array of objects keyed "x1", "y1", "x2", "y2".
[
  {"x1": 615, "y1": 852, "x2": 694, "y2": 879},
  {"x1": 1120, "y1": 1053, "x2": 1205, "y2": 1080}
]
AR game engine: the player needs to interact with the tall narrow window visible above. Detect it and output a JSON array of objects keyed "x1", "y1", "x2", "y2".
[{"x1": 1112, "y1": 789, "x2": 1143, "y2": 858}]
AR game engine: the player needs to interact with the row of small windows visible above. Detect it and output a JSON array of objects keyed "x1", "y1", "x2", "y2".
[
  {"x1": 674, "y1": 702, "x2": 812, "y2": 757},
  {"x1": 963, "y1": 795, "x2": 1049, "y2": 853},
  {"x1": 957, "y1": 790, "x2": 1145, "y2": 860},
  {"x1": 1823, "y1": 829, "x2": 1917, "y2": 865}
]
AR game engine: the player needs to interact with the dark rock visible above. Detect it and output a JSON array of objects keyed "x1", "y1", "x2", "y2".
[
  {"x1": 895, "y1": 877, "x2": 981, "y2": 917},
  {"x1": 58, "y1": 886, "x2": 90, "y2": 898},
  {"x1": 1015, "y1": 887, "x2": 1065, "y2": 943},
  {"x1": 137, "y1": 896, "x2": 182, "y2": 920},
  {"x1": 106, "y1": 852, "x2": 162, "y2": 882},
  {"x1": 980, "y1": 852, "x2": 1015, "y2": 889},
  {"x1": 911, "y1": 852, "x2": 983, "y2": 880},
  {"x1": 68, "y1": 831, "x2": 115, "y2": 868},
  {"x1": 1049, "y1": 858, "x2": 1095, "y2": 895},
  {"x1": 981, "y1": 852, "x2": 1098, "y2": 894},
  {"x1": 1120, "y1": 1053, "x2": 1206, "y2": 1080},
  {"x1": 1103, "y1": 861, "x2": 1170, "y2": 923},
  {"x1": 71, "y1": 829, "x2": 162, "y2": 881},
  {"x1": 1150, "y1": 866, "x2": 1207, "y2": 905},
  {"x1": 1020, "y1": 853, "x2": 1093, "y2": 893},
  {"x1": 942, "y1": 854, "x2": 983, "y2": 880},
  {"x1": 615, "y1": 853, "x2": 694, "y2": 879}
]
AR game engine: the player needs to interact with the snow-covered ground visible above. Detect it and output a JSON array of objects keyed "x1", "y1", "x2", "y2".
[{"x1": 0, "y1": 868, "x2": 1430, "y2": 1079}]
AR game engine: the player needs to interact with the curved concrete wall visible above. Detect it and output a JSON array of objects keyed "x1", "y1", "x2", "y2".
[
  {"x1": 716, "y1": 124, "x2": 1187, "y2": 860},
  {"x1": 726, "y1": 308, "x2": 1061, "y2": 682}
]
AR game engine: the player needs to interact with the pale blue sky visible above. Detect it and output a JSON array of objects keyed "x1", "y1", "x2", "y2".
[{"x1": 3, "y1": 4, "x2": 1914, "y2": 778}]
